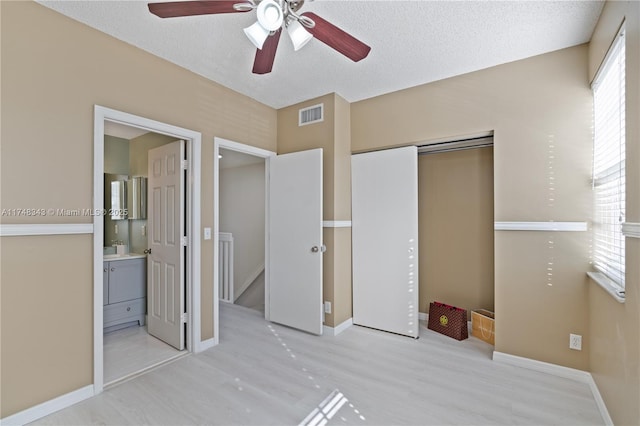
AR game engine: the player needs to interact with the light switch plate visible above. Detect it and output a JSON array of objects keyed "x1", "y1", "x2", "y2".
[{"x1": 204, "y1": 227, "x2": 212, "y2": 240}]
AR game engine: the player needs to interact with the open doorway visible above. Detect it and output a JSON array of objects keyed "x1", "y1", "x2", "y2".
[
  {"x1": 418, "y1": 143, "x2": 495, "y2": 319},
  {"x1": 214, "y1": 138, "x2": 325, "y2": 340},
  {"x1": 102, "y1": 123, "x2": 184, "y2": 384},
  {"x1": 218, "y1": 148, "x2": 266, "y2": 313},
  {"x1": 93, "y1": 106, "x2": 202, "y2": 393},
  {"x1": 213, "y1": 138, "x2": 275, "y2": 342}
]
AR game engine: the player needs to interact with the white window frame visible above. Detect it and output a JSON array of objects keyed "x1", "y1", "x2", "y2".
[{"x1": 590, "y1": 23, "x2": 626, "y2": 297}]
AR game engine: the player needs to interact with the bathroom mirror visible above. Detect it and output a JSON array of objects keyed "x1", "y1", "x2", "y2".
[
  {"x1": 127, "y1": 176, "x2": 147, "y2": 220},
  {"x1": 104, "y1": 173, "x2": 129, "y2": 250},
  {"x1": 110, "y1": 180, "x2": 127, "y2": 220}
]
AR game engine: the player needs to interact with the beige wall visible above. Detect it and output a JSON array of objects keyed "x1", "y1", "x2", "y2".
[
  {"x1": 277, "y1": 93, "x2": 353, "y2": 327},
  {"x1": 104, "y1": 135, "x2": 129, "y2": 175},
  {"x1": 0, "y1": 235, "x2": 93, "y2": 417},
  {"x1": 332, "y1": 95, "x2": 353, "y2": 326},
  {"x1": 352, "y1": 45, "x2": 593, "y2": 370},
  {"x1": 587, "y1": 2, "x2": 640, "y2": 424},
  {"x1": 418, "y1": 147, "x2": 494, "y2": 317},
  {"x1": 0, "y1": 1, "x2": 276, "y2": 417}
]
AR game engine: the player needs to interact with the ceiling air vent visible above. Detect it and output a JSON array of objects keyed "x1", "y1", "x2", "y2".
[{"x1": 299, "y1": 103, "x2": 324, "y2": 126}]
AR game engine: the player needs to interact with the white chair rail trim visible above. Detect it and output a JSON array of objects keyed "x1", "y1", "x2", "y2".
[
  {"x1": 322, "y1": 220, "x2": 352, "y2": 228},
  {"x1": 0, "y1": 223, "x2": 93, "y2": 237},
  {"x1": 494, "y1": 221, "x2": 587, "y2": 232},
  {"x1": 622, "y1": 222, "x2": 640, "y2": 238}
]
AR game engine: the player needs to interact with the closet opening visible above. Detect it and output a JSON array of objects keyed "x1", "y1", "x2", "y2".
[
  {"x1": 418, "y1": 134, "x2": 495, "y2": 322},
  {"x1": 351, "y1": 133, "x2": 494, "y2": 337}
]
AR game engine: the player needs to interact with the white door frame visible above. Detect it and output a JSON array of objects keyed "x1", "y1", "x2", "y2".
[
  {"x1": 93, "y1": 106, "x2": 202, "y2": 394},
  {"x1": 213, "y1": 137, "x2": 275, "y2": 343}
]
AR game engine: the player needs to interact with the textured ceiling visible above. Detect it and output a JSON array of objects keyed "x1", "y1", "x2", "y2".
[{"x1": 38, "y1": 0, "x2": 604, "y2": 109}]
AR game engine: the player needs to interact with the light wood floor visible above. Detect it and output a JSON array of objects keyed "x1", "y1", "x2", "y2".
[
  {"x1": 34, "y1": 304, "x2": 603, "y2": 425},
  {"x1": 104, "y1": 324, "x2": 183, "y2": 385}
]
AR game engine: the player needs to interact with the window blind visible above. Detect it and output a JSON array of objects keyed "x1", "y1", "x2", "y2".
[{"x1": 592, "y1": 26, "x2": 625, "y2": 288}]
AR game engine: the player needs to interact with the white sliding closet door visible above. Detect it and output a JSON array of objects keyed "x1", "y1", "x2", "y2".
[{"x1": 352, "y1": 146, "x2": 419, "y2": 338}]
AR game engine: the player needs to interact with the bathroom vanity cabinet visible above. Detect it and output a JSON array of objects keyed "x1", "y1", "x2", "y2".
[{"x1": 103, "y1": 257, "x2": 146, "y2": 331}]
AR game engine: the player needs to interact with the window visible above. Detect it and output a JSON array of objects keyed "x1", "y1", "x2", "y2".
[{"x1": 592, "y1": 25, "x2": 625, "y2": 290}]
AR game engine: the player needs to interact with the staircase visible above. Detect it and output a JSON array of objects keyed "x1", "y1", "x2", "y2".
[{"x1": 234, "y1": 270, "x2": 265, "y2": 313}]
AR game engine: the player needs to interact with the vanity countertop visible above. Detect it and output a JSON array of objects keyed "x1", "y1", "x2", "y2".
[{"x1": 103, "y1": 253, "x2": 146, "y2": 262}]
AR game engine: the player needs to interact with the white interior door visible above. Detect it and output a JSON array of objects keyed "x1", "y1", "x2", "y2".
[
  {"x1": 352, "y1": 146, "x2": 419, "y2": 338},
  {"x1": 147, "y1": 140, "x2": 185, "y2": 350},
  {"x1": 269, "y1": 149, "x2": 323, "y2": 335}
]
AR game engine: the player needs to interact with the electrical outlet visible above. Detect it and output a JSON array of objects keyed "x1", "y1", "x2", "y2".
[
  {"x1": 324, "y1": 301, "x2": 332, "y2": 314},
  {"x1": 569, "y1": 334, "x2": 582, "y2": 350},
  {"x1": 141, "y1": 225, "x2": 146, "y2": 236}
]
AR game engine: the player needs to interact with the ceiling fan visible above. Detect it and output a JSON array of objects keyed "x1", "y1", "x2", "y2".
[{"x1": 148, "y1": 0, "x2": 371, "y2": 74}]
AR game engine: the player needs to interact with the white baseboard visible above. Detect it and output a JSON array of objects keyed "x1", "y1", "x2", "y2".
[
  {"x1": 493, "y1": 351, "x2": 591, "y2": 382},
  {"x1": 493, "y1": 351, "x2": 612, "y2": 425},
  {"x1": 323, "y1": 318, "x2": 353, "y2": 336},
  {"x1": 587, "y1": 376, "x2": 614, "y2": 426},
  {"x1": 197, "y1": 337, "x2": 217, "y2": 352},
  {"x1": 0, "y1": 384, "x2": 94, "y2": 426},
  {"x1": 233, "y1": 263, "x2": 264, "y2": 302}
]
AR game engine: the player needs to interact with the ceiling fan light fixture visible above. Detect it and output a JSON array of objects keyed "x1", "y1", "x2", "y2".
[
  {"x1": 287, "y1": 19, "x2": 312, "y2": 51},
  {"x1": 232, "y1": 2, "x2": 255, "y2": 12},
  {"x1": 256, "y1": 0, "x2": 283, "y2": 31},
  {"x1": 147, "y1": 0, "x2": 371, "y2": 75},
  {"x1": 298, "y1": 14, "x2": 315, "y2": 29},
  {"x1": 244, "y1": 21, "x2": 270, "y2": 49}
]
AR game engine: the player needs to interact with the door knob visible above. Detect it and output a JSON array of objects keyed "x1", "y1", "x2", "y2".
[
  {"x1": 311, "y1": 245, "x2": 327, "y2": 253},
  {"x1": 144, "y1": 248, "x2": 152, "y2": 254}
]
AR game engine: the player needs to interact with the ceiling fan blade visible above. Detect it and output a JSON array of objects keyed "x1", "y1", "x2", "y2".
[
  {"x1": 148, "y1": 1, "x2": 249, "y2": 18},
  {"x1": 252, "y1": 29, "x2": 282, "y2": 74},
  {"x1": 301, "y1": 12, "x2": 371, "y2": 62}
]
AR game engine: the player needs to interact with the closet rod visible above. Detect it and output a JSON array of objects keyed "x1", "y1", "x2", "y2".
[{"x1": 417, "y1": 136, "x2": 493, "y2": 155}]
